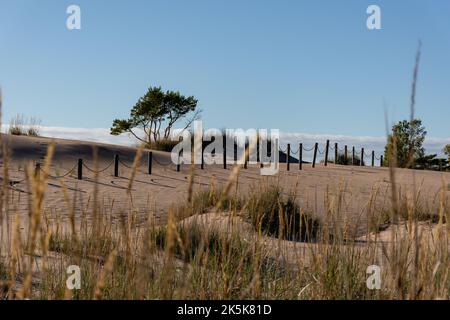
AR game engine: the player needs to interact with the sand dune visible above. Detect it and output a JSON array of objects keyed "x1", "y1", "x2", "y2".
[{"x1": 1, "y1": 134, "x2": 449, "y2": 234}]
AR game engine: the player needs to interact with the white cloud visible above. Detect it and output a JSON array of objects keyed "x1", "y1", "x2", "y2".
[{"x1": 2, "y1": 124, "x2": 140, "y2": 146}]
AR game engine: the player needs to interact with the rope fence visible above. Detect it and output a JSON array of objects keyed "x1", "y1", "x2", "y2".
[
  {"x1": 281, "y1": 140, "x2": 385, "y2": 170},
  {"x1": 8, "y1": 139, "x2": 389, "y2": 185}
]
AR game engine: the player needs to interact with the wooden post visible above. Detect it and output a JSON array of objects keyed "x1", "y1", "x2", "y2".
[
  {"x1": 148, "y1": 152, "x2": 152, "y2": 175},
  {"x1": 380, "y1": 155, "x2": 384, "y2": 167},
  {"x1": 335, "y1": 143, "x2": 338, "y2": 164},
  {"x1": 244, "y1": 140, "x2": 248, "y2": 169},
  {"x1": 234, "y1": 138, "x2": 237, "y2": 163},
  {"x1": 78, "y1": 158, "x2": 83, "y2": 180},
  {"x1": 177, "y1": 149, "x2": 181, "y2": 172},
  {"x1": 114, "y1": 154, "x2": 119, "y2": 177},
  {"x1": 324, "y1": 140, "x2": 330, "y2": 166},
  {"x1": 256, "y1": 133, "x2": 260, "y2": 164},
  {"x1": 223, "y1": 135, "x2": 227, "y2": 170},
  {"x1": 312, "y1": 143, "x2": 318, "y2": 168},
  {"x1": 299, "y1": 143, "x2": 303, "y2": 170},
  {"x1": 35, "y1": 162, "x2": 41, "y2": 178},
  {"x1": 201, "y1": 142, "x2": 204, "y2": 170},
  {"x1": 361, "y1": 148, "x2": 365, "y2": 166},
  {"x1": 371, "y1": 151, "x2": 375, "y2": 167},
  {"x1": 344, "y1": 145, "x2": 348, "y2": 165},
  {"x1": 287, "y1": 143, "x2": 291, "y2": 171},
  {"x1": 260, "y1": 136, "x2": 264, "y2": 169},
  {"x1": 352, "y1": 146, "x2": 355, "y2": 166}
]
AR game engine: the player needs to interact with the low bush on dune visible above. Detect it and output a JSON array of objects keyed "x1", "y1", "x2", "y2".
[
  {"x1": 8, "y1": 114, "x2": 41, "y2": 137},
  {"x1": 147, "y1": 138, "x2": 180, "y2": 152},
  {"x1": 245, "y1": 187, "x2": 321, "y2": 242},
  {"x1": 335, "y1": 153, "x2": 361, "y2": 166},
  {"x1": 172, "y1": 185, "x2": 321, "y2": 242}
]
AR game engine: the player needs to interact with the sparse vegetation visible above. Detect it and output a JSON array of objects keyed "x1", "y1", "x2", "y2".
[
  {"x1": 8, "y1": 114, "x2": 41, "y2": 136},
  {"x1": 0, "y1": 143, "x2": 448, "y2": 300},
  {"x1": 147, "y1": 138, "x2": 181, "y2": 152},
  {"x1": 110, "y1": 86, "x2": 201, "y2": 146},
  {"x1": 335, "y1": 153, "x2": 361, "y2": 166},
  {"x1": 244, "y1": 187, "x2": 321, "y2": 242},
  {"x1": 383, "y1": 119, "x2": 426, "y2": 168},
  {"x1": 0, "y1": 44, "x2": 449, "y2": 301}
]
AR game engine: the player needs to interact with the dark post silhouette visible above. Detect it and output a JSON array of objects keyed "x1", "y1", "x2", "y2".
[
  {"x1": 380, "y1": 155, "x2": 384, "y2": 167},
  {"x1": 352, "y1": 146, "x2": 355, "y2": 166},
  {"x1": 344, "y1": 145, "x2": 348, "y2": 165},
  {"x1": 361, "y1": 148, "x2": 365, "y2": 166},
  {"x1": 244, "y1": 140, "x2": 248, "y2": 169},
  {"x1": 114, "y1": 154, "x2": 119, "y2": 177},
  {"x1": 177, "y1": 149, "x2": 182, "y2": 172},
  {"x1": 234, "y1": 138, "x2": 237, "y2": 163},
  {"x1": 324, "y1": 140, "x2": 330, "y2": 166},
  {"x1": 256, "y1": 133, "x2": 260, "y2": 164},
  {"x1": 299, "y1": 143, "x2": 303, "y2": 170},
  {"x1": 201, "y1": 142, "x2": 204, "y2": 170},
  {"x1": 312, "y1": 143, "x2": 318, "y2": 168},
  {"x1": 287, "y1": 143, "x2": 291, "y2": 171},
  {"x1": 223, "y1": 135, "x2": 227, "y2": 170},
  {"x1": 35, "y1": 162, "x2": 41, "y2": 179},
  {"x1": 148, "y1": 152, "x2": 152, "y2": 175},
  {"x1": 335, "y1": 143, "x2": 338, "y2": 164},
  {"x1": 78, "y1": 159, "x2": 83, "y2": 180},
  {"x1": 371, "y1": 151, "x2": 375, "y2": 167}
]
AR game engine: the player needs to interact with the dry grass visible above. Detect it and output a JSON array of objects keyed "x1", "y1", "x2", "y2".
[
  {"x1": 8, "y1": 114, "x2": 41, "y2": 137},
  {"x1": 0, "y1": 141, "x2": 448, "y2": 300},
  {"x1": 0, "y1": 47, "x2": 449, "y2": 299}
]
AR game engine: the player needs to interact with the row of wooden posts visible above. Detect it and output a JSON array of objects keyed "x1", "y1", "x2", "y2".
[
  {"x1": 286, "y1": 140, "x2": 383, "y2": 171},
  {"x1": 34, "y1": 139, "x2": 382, "y2": 180}
]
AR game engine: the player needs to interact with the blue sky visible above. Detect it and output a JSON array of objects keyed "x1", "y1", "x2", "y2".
[{"x1": 1, "y1": 0, "x2": 449, "y2": 143}]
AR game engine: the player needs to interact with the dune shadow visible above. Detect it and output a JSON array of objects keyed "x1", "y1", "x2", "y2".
[{"x1": 83, "y1": 177, "x2": 134, "y2": 191}]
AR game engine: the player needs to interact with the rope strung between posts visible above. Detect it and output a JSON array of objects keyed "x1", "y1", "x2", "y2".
[
  {"x1": 119, "y1": 158, "x2": 147, "y2": 170},
  {"x1": 153, "y1": 157, "x2": 174, "y2": 166},
  {"x1": 118, "y1": 159, "x2": 133, "y2": 169},
  {"x1": 40, "y1": 163, "x2": 78, "y2": 179},
  {"x1": 82, "y1": 159, "x2": 115, "y2": 173},
  {"x1": 317, "y1": 147, "x2": 324, "y2": 155},
  {"x1": 302, "y1": 145, "x2": 315, "y2": 152},
  {"x1": 278, "y1": 146, "x2": 287, "y2": 153}
]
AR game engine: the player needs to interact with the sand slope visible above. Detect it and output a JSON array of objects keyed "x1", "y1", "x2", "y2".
[{"x1": 1, "y1": 134, "x2": 449, "y2": 233}]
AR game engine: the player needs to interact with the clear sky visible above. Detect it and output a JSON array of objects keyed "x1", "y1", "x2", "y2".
[{"x1": 1, "y1": 0, "x2": 449, "y2": 140}]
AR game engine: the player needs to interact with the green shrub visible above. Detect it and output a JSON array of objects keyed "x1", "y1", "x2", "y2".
[{"x1": 245, "y1": 187, "x2": 321, "y2": 242}]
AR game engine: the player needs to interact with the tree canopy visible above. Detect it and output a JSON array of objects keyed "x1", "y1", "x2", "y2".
[
  {"x1": 111, "y1": 86, "x2": 199, "y2": 144},
  {"x1": 444, "y1": 144, "x2": 450, "y2": 160},
  {"x1": 383, "y1": 119, "x2": 427, "y2": 168}
]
